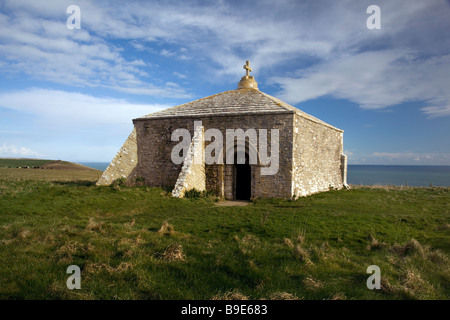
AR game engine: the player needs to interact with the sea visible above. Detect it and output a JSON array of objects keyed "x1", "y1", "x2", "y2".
[
  {"x1": 347, "y1": 165, "x2": 450, "y2": 187},
  {"x1": 79, "y1": 162, "x2": 450, "y2": 187}
]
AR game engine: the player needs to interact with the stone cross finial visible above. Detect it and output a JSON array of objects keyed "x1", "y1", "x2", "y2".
[
  {"x1": 237, "y1": 60, "x2": 258, "y2": 89},
  {"x1": 243, "y1": 60, "x2": 252, "y2": 76}
]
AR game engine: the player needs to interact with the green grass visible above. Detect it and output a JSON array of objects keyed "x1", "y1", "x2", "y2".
[{"x1": 0, "y1": 173, "x2": 448, "y2": 300}]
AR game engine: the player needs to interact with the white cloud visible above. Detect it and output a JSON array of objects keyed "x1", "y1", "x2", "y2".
[
  {"x1": 273, "y1": 51, "x2": 450, "y2": 116},
  {"x1": 161, "y1": 49, "x2": 175, "y2": 57},
  {"x1": 421, "y1": 103, "x2": 450, "y2": 118},
  {"x1": 0, "y1": 2, "x2": 189, "y2": 98},
  {"x1": 0, "y1": 143, "x2": 42, "y2": 158},
  {"x1": 0, "y1": 88, "x2": 170, "y2": 128},
  {"x1": 173, "y1": 72, "x2": 187, "y2": 79},
  {"x1": 130, "y1": 40, "x2": 145, "y2": 51}
]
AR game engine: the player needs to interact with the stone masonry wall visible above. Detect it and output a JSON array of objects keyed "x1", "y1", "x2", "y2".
[
  {"x1": 134, "y1": 118, "x2": 192, "y2": 188},
  {"x1": 133, "y1": 113, "x2": 294, "y2": 199},
  {"x1": 206, "y1": 164, "x2": 224, "y2": 197},
  {"x1": 292, "y1": 113, "x2": 344, "y2": 197}
]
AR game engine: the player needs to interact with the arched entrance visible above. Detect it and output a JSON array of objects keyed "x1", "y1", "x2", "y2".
[{"x1": 234, "y1": 152, "x2": 251, "y2": 200}]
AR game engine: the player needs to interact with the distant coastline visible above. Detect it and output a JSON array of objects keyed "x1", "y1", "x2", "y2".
[{"x1": 78, "y1": 162, "x2": 450, "y2": 187}]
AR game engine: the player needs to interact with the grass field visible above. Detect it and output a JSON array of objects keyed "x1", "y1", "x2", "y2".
[
  {"x1": 0, "y1": 168, "x2": 102, "y2": 182},
  {"x1": 0, "y1": 167, "x2": 448, "y2": 300}
]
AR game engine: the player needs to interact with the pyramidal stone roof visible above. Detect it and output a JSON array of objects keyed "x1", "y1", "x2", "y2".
[{"x1": 134, "y1": 61, "x2": 342, "y2": 132}]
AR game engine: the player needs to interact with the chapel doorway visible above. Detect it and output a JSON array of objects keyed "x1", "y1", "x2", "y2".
[{"x1": 234, "y1": 152, "x2": 251, "y2": 200}]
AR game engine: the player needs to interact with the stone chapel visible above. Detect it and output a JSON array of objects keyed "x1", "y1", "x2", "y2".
[{"x1": 97, "y1": 61, "x2": 348, "y2": 199}]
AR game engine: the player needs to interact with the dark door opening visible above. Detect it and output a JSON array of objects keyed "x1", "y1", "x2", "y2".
[{"x1": 235, "y1": 161, "x2": 251, "y2": 200}]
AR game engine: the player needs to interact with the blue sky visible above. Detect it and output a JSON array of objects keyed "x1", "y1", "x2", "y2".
[{"x1": 0, "y1": 0, "x2": 449, "y2": 165}]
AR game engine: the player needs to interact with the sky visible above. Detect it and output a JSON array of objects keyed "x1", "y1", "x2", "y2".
[{"x1": 0, "y1": 0, "x2": 449, "y2": 165}]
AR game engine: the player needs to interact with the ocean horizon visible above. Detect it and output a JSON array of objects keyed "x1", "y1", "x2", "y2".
[{"x1": 79, "y1": 162, "x2": 450, "y2": 187}]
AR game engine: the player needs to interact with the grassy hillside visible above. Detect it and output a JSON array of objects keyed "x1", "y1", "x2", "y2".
[
  {"x1": 0, "y1": 175, "x2": 448, "y2": 300},
  {"x1": 0, "y1": 158, "x2": 102, "y2": 181}
]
